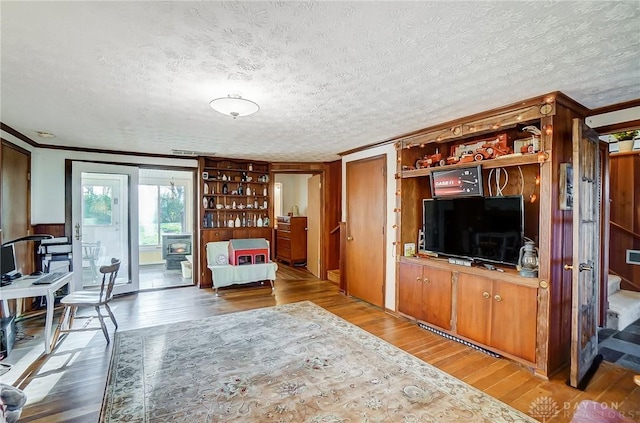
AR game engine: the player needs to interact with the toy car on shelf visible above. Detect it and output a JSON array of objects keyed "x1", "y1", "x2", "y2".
[
  {"x1": 473, "y1": 143, "x2": 513, "y2": 161},
  {"x1": 415, "y1": 150, "x2": 443, "y2": 169}
]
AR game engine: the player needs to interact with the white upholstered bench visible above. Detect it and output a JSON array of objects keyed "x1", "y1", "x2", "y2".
[{"x1": 206, "y1": 240, "x2": 278, "y2": 296}]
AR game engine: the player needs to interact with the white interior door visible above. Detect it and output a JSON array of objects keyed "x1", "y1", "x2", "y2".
[
  {"x1": 306, "y1": 174, "x2": 321, "y2": 278},
  {"x1": 72, "y1": 162, "x2": 139, "y2": 294}
]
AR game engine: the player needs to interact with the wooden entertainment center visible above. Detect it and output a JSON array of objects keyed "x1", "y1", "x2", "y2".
[{"x1": 394, "y1": 92, "x2": 593, "y2": 378}]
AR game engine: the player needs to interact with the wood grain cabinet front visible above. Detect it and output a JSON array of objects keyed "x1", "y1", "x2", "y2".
[
  {"x1": 398, "y1": 261, "x2": 452, "y2": 330},
  {"x1": 276, "y1": 216, "x2": 307, "y2": 265},
  {"x1": 456, "y1": 272, "x2": 538, "y2": 363}
]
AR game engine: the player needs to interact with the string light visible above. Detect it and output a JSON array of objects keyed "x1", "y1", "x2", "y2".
[{"x1": 399, "y1": 101, "x2": 555, "y2": 150}]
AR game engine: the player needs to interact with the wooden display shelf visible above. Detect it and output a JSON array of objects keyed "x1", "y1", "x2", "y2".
[{"x1": 401, "y1": 153, "x2": 543, "y2": 179}]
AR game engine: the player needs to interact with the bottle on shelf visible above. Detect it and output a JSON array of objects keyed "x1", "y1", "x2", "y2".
[
  {"x1": 254, "y1": 200, "x2": 258, "y2": 209},
  {"x1": 204, "y1": 183, "x2": 209, "y2": 195},
  {"x1": 216, "y1": 216, "x2": 220, "y2": 228},
  {"x1": 202, "y1": 197, "x2": 208, "y2": 209},
  {"x1": 242, "y1": 213, "x2": 246, "y2": 227},
  {"x1": 222, "y1": 182, "x2": 229, "y2": 194},
  {"x1": 208, "y1": 198, "x2": 215, "y2": 209},
  {"x1": 246, "y1": 186, "x2": 251, "y2": 196},
  {"x1": 263, "y1": 186, "x2": 267, "y2": 196},
  {"x1": 235, "y1": 216, "x2": 241, "y2": 228},
  {"x1": 264, "y1": 216, "x2": 270, "y2": 226},
  {"x1": 248, "y1": 163, "x2": 253, "y2": 171},
  {"x1": 257, "y1": 215, "x2": 263, "y2": 227},
  {"x1": 238, "y1": 183, "x2": 244, "y2": 195}
]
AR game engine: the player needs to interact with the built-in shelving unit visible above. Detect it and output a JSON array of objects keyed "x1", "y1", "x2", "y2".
[
  {"x1": 197, "y1": 157, "x2": 273, "y2": 288},
  {"x1": 393, "y1": 92, "x2": 591, "y2": 379}
]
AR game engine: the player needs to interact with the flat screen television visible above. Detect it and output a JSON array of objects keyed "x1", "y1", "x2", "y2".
[{"x1": 422, "y1": 195, "x2": 524, "y2": 266}]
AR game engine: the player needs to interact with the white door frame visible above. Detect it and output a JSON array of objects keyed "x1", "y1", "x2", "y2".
[{"x1": 71, "y1": 161, "x2": 139, "y2": 295}]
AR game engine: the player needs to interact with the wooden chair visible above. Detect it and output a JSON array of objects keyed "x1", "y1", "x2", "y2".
[{"x1": 53, "y1": 258, "x2": 120, "y2": 345}]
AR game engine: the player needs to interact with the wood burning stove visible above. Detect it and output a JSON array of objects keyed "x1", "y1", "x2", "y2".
[{"x1": 162, "y1": 234, "x2": 192, "y2": 270}]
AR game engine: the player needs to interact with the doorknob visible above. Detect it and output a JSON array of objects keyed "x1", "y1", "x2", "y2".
[
  {"x1": 564, "y1": 264, "x2": 573, "y2": 271},
  {"x1": 74, "y1": 223, "x2": 82, "y2": 241},
  {"x1": 347, "y1": 236, "x2": 354, "y2": 241},
  {"x1": 579, "y1": 263, "x2": 593, "y2": 272}
]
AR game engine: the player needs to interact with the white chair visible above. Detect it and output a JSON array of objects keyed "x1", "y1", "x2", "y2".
[{"x1": 53, "y1": 258, "x2": 120, "y2": 344}]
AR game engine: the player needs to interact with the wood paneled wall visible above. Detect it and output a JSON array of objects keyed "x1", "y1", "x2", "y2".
[{"x1": 609, "y1": 152, "x2": 640, "y2": 290}]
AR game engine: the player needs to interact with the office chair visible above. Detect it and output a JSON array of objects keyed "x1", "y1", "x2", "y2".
[{"x1": 53, "y1": 258, "x2": 120, "y2": 345}]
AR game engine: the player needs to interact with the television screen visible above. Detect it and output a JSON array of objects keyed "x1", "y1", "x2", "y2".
[{"x1": 422, "y1": 195, "x2": 524, "y2": 266}]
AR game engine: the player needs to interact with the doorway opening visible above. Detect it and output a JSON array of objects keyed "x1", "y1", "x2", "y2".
[{"x1": 138, "y1": 168, "x2": 195, "y2": 290}]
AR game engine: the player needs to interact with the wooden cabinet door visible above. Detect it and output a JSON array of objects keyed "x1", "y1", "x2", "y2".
[
  {"x1": 456, "y1": 273, "x2": 492, "y2": 345},
  {"x1": 398, "y1": 262, "x2": 425, "y2": 320},
  {"x1": 489, "y1": 281, "x2": 538, "y2": 362},
  {"x1": 423, "y1": 266, "x2": 452, "y2": 330}
]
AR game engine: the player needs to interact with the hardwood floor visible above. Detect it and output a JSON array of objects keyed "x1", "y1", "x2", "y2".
[{"x1": 5, "y1": 265, "x2": 640, "y2": 422}]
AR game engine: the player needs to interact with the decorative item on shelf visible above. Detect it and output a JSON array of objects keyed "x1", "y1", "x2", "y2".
[
  {"x1": 202, "y1": 171, "x2": 209, "y2": 180},
  {"x1": 264, "y1": 216, "x2": 270, "y2": 226},
  {"x1": 208, "y1": 198, "x2": 215, "y2": 209},
  {"x1": 241, "y1": 172, "x2": 248, "y2": 182},
  {"x1": 292, "y1": 205, "x2": 299, "y2": 216},
  {"x1": 263, "y1": 186, "x2": 267, "y2": 196},
  {"x1": 517, "y1": 238, "x2": 539, "y2": 277},
  {"x1": 202, "y1": 197, "x2": 209, "y2": 208},
  {"x1": 222, "y1": 182, "x2": 229, "y2": 194},
  {"x1": 263, "y1": 200, "x2": 268, "y2": 209},
  {"x1": 256, "y1": 215, "x2": 263, "y2": 227},
  {"x1": 254, "y1": 200, "x2": 259, "y2": 209},
  {"x1": 204, "y1": 183, "x2": 209, "y2": 194},
  {"x1": 232, "y1": 200, "x2": 237, "y2": 209},
  {"x1": 216, "y1": 204, "x2": 223, "y2": 209},
  {"x1": 246, "y1": 186, "x2": 251, "y2": 196},
  {"x1": 228, "y1": 219, "x2": 234, "y2": 228},
  {"x1": 248, "y1": 163, "x2": 253, "y2": 171},
  {"x1": 222, "y1": 174, "x2": 228, "y2": 181},
  {"x1": 235, "y1": 216, "x2": 241, "y2": 228}
]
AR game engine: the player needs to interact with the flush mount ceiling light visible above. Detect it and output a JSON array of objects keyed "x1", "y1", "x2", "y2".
[{"x1": 209, "y1": 94, "x2": 259, "y2": 119}]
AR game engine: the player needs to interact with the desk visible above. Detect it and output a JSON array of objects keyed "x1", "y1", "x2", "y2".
[{"x1": 0, "y1": 273, "x2": 73, "y2": 354}]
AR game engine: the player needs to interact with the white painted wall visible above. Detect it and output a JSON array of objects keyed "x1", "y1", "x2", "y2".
[
  {"x1": 342, "y1": 143, "x2": 398, "y2": 311},
  {"x1": 0, "y1": 130, "x2": 197, "y2": 224},
  {"x1": 274, "y1": 173, "x2": 312, "y2": 217}
]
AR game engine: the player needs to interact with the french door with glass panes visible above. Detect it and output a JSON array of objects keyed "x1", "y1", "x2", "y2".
[{"x1": 71, "y1": 162, "x2": 139, "y2": 294}]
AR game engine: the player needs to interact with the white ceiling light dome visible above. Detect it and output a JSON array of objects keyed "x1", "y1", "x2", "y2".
[{"x1": 209, "y1": 94, "x2": 259, "y2": 119}]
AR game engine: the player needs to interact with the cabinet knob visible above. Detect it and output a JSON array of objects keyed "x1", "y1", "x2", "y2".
[
  {"x1": 347, "y1": 236, "x2": 354, "y2": 241},
  {"x1": 424, "y1": 277, "x2": 429, "y2": 284},
  {"x1": 482, "y1": 291, "x2": 490, "y2": 299},
  {"x1": 494, "y1": 294, "x2": 503, "y2": 302},
  {"x1": 416, "y1": 276, "x2": 422, "y2": 282}
]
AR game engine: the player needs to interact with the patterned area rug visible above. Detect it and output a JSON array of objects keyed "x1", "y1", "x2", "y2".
[{"x1": 100, "y1": 301, "x2": 536, "y2": 422}]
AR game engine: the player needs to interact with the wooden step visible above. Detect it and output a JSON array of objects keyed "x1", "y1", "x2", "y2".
[{"x1": 327, "y1": 269, "x2": 340, "y2": 284}]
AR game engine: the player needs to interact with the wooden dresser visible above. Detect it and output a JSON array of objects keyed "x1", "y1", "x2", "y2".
[{"x1": 276, "y1": 216, "x2": 307, "y2": 265}]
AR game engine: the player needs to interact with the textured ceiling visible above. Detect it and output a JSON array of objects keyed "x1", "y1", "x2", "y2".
[{"x1": 1, "y1": 1, "x2": 639, "y2": 162}]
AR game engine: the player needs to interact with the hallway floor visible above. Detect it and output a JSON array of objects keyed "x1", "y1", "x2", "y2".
[
  {"x1": 599, "y1": 318, "x2": 640, "y2": 373},
  {"x1": 139, "y1": 262, "x2": 193, "y2": 290}
]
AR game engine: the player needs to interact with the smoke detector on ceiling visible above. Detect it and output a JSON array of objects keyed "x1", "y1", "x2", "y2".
[{"x1": 36, "y1": 131, "x2": 55, "y2": 138}]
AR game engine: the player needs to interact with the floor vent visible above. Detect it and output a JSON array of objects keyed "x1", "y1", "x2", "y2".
[{"x1": 417, "y1": 323, "x2": 501, "y2": 358}]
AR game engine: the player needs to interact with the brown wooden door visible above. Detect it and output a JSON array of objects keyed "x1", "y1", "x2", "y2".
[
  {"x1": 423, "y1": 266, "x2": 452, "y2": 330},
  {"x1": 490, "y1": 280, "x2": 537, "y2": 363},
  {"x1": 456, "y1": 273, "x2": 492, "y2": 345},
  {"x1": 569, "y1": 119, "x2": 602, "y2": 388},
  {"x1": 345, "y1": 155, "x2": 385, "y2": 307},
  {"x1": 306, "y1": 174, "x2": 321, "y2": 278},
  {"x1": 398, "y1": 261, "x2": 424, "y2": 319},
  {"x1": 1, "y1": 142, "x2": 31, "y2": 275}
]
